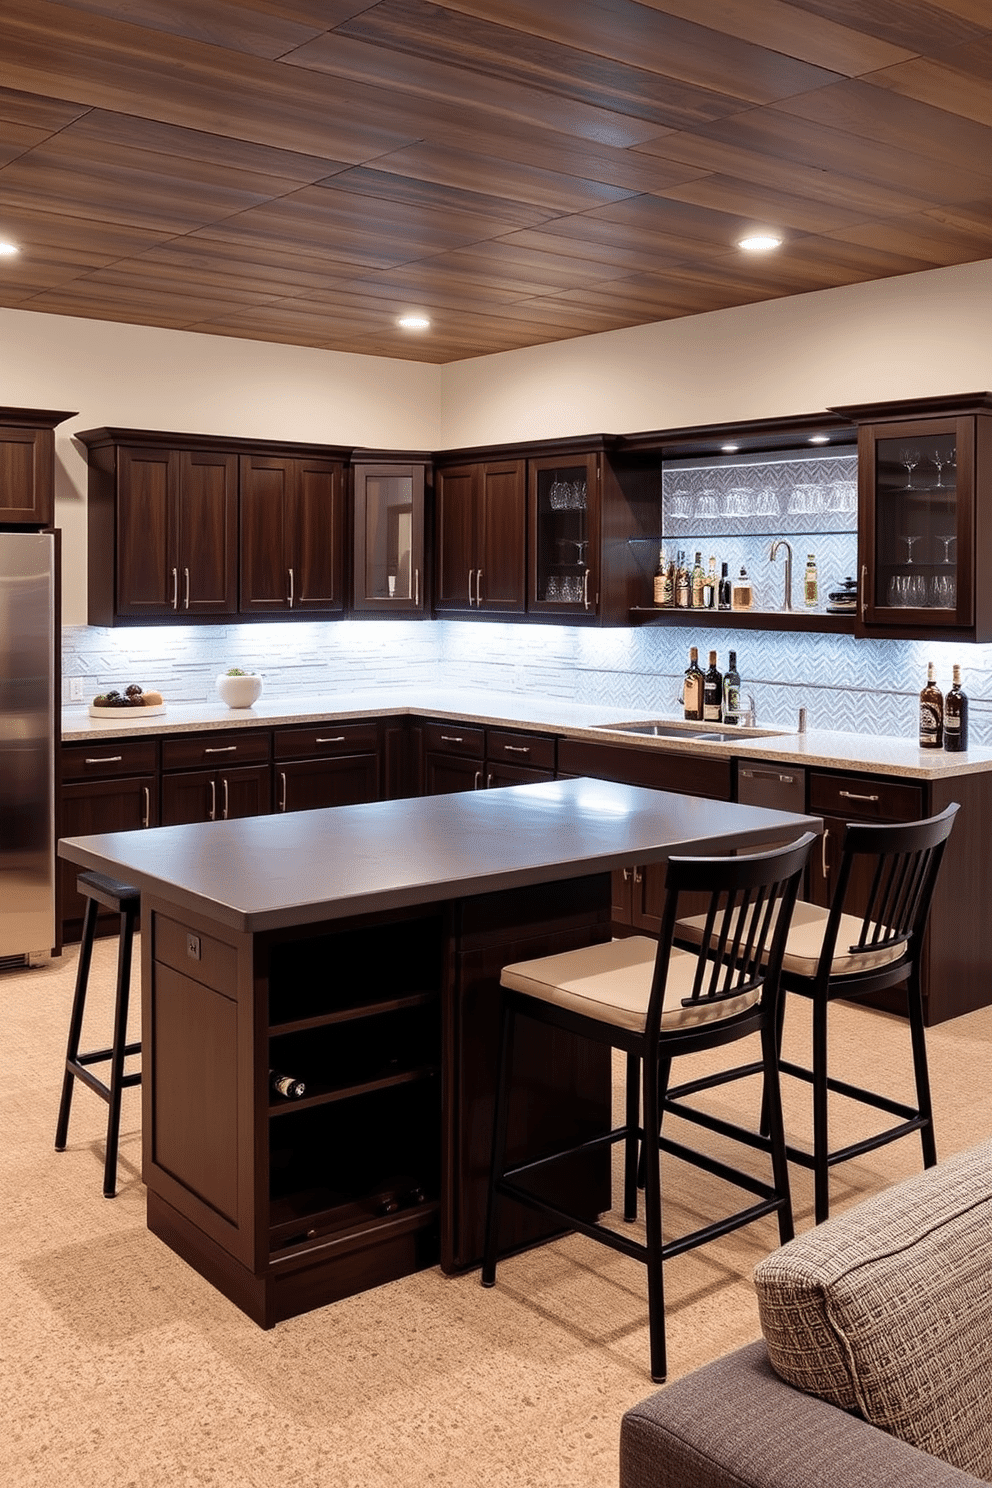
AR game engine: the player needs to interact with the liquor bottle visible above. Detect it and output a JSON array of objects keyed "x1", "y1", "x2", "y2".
[
  {"x1": 718, "y1": 561, "x2": 732, "y2": 611},
  {"x1": 664, "y1": 551, "x2": 676, "y2": 607},
  {"x1": 919, "y1": 662, "x2": 943, "y2": 749},
  {"x1": 675, "y1": 551, "x2": 690, "y2": 608},
  {"x1": 703, "y1": 555, "x2": 718, "y2": 609},
  {"x1": 691, "y1": 551, "x2": 705, "y2": 608},
  {"x1": 723, "y1": 651, "x2": 741, "y2": 726},
  {"x1": 683, "y1": 646, "x2": 704, "y2": 721},
  {"x1": 731, "y1": 565, "x2": 753, "y2": 611},
  {"x1": 270, "y1": 1068, "x2": 306, "y2": 1099},
  {"x1": 703, "y1": 650, "x2": 723, "y2": 722},
  {"x1": 653, "y1": 548, "x2": 669, "y2": 606},
  {"x1": 804, "y1": 554, "x2": 819, "y2": 608},
  {"x1": 944, "y1": 664, "x2": 968, "y2": 752}
]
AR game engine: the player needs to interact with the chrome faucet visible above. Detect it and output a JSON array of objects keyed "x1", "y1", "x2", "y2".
[
  {"x1": 770, "y1": 539, "x2": 793, "y2": 611},
  {"x1": 741, "y1": 692, "x2": 757, "y2": 728}
]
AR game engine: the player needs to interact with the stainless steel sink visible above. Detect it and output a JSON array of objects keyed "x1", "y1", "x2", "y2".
[{"x1": 593, "y1": 720, "x2": 782, "y2": 744}]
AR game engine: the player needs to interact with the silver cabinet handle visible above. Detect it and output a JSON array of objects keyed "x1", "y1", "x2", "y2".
[
  {"x1": 473, "y1": 770, "x2": 481, "y2": 789},
  {"x1": 622, "y1": 867, "x2": 631, "y2": 882},
  {"x1": 741, "y1": 769, "x2": 795, "y2": 784},
  {"x1": 440, "y1": 734, "x2": 463, "y2": 743},
  {"x1": 288, "y1": 567, "x2": 294, "y2": 608},
  {"x1": 633, "y1": 867, "x2": 642, "y2": 884},
  {"x1": 184, "y1": 567, "x2": 190, "y2": 609},
  {"x1": 821, "y1": 827, "x2": 830, "y2": 880},
  {"x1": 278, "y1": 771, "x2": 287, "y2": 812},
  {"x1": 468, "y1": 569, "x2": 475, "y2": 606},
  {"x1": 486, "y1": 771, "x2": 493, "y2": 787},
  {"x1": 142, "y1": 785, "x2": 150, "y2": 828},
  {"x1": 415, "y1": 567, "x2": 420, "y2": 607},
  {"x1": 204, "y1": 745, "x2": 237, "y2": 754},
  {"x1": 85, "y1": 755, "x2": 122, "y2": 764},
  {"x1": 503, "y1": 744, "x2": 530, "y2": 754},
  {"x1": 861, "y1": 563, "x2": 867, "y2": 620},
  {"x1": 315, "y1": 735, "x2": 346, "y2": 744},
  {"x1": 477, "y1": 568, "x2": 483, "y2": 604},
  {"x1": 209, "y1": 778, "x2": 216, "y2": 821},
  {"x1": 171, "y1": 567, "x2": 178, "y2": 610},
  {"x1": 583, "y1": 569, "x2": 590, "y2": 610},
  {"x1": 221, "y1": 777, "x2": 229, "y2": 820},
  {"x1": 839, "y1": 790, "x2": 879, "y2": 802}
]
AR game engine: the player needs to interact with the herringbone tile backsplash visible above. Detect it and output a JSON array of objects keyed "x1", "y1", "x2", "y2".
[{"x1": 62, "y1": 621, "x2": 992, "y2": 747}]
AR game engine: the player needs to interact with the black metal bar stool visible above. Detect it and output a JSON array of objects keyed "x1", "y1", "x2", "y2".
[{"x1": 55, "y1": 870, "x2": 141, "y2": 1197}]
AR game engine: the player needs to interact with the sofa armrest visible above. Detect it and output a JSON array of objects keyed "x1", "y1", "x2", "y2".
[{"x1": 620, "y1": 1341, "x2": 984, "y2": 1488}]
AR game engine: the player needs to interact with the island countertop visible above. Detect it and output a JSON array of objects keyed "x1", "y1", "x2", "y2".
[
  {"x1": 61, "y1": 686, "x2": 992, "y2": 782},
  {"x1": 57, "y1": 776, "x2": 821, "y2": 933}
]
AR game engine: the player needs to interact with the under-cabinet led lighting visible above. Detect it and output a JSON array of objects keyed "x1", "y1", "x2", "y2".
[
  {"x1": 398, "y1": 314, "x2": 431, "y2": 330},
  {"x1": 0, "y1": 241, "x2": 19, "y2": 257},
  {"x1": 738, "y1": 234, "x2": 782, "y2": 252},
  {"x1": 721, "y1": 444, "x2": 739, "y2": 452},
  {"x1": 809, "y1": 434, "x2": 830, "y2": 444}
]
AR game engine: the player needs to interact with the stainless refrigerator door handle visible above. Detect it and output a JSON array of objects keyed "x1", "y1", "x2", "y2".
[
  {"x1": 278, "y1": 771, "x2": 287, "y2": 812},
  {"x1": 184, "y1": 567, "x2": 190, "y2": 609},
  {"x1": 288, "y1": 567, "x2": 294, "y2": 608},
  {"x1": 142, "y1": 786, "x2": 150, "y2": 828},
  {"x1": 171, "y1": 567, "x2": 178, "y2": 610},
  {"x1": 221, "y1": 778, "x2": 229, "y2": 820},
  {"x1": 209, "y1": 778, "x2": 216, "y2": 821}
]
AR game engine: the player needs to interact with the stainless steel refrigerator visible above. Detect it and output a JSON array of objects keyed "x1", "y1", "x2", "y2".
[{"x1": 0, "y1": 530, "x2": 58, "y2": 965}]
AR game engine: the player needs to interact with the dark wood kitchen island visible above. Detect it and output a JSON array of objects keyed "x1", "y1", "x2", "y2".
[{"x1": 59, "y1": 778, "x2": 820, "y2": 1327}]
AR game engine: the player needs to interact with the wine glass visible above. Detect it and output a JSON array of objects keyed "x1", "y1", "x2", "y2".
[
  {"x1": 900, "y1": 534, "x2": 921, "y2": 564},
  {"x1": 899, "y1": 448, "x2": 921, "y2": 489},
  {"x1": 931, "y1": 449, "x2": 947, "y2": 488},
  {"x1": 937, "y1": 535, "x2": 956, "y2": 564}
]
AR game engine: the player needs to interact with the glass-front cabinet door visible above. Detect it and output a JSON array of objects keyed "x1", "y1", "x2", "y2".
[
  {"x1": 860, "y1": 417, "x2": 973, "y2": 632},
  {"x1": 352, "y1": 463, "x2": 426, "y2": 613},
  {"x1": 529, "y1": 453, "x2": 600, "y2": 617}
]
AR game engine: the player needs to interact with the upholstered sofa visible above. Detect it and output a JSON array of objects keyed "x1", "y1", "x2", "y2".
[{"x1": 620, "y1": 1139, "x2": 992, "y2": 1488}]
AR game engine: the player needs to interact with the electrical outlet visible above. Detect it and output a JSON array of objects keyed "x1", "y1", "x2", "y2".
[{"x1": 69, "y1": 677, "x2": 84, "y2": 702}]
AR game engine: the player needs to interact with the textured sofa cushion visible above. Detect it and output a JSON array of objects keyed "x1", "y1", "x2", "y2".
[{"x1": 754, "y1": 1139, "x2": 992, "y2": 1480}]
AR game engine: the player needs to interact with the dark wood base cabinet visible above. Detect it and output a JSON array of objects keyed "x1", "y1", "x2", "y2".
[{"x1": 140, "y1": 877, "x2": 610, "y2": 1327}]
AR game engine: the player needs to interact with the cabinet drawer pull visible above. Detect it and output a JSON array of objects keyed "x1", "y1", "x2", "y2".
[
  {"x1": 209, "y1": 778, "x2": 216, "y2": 821},
  {"x1": 440, "y1": 734, "x2": 463, "y2": 743},
  {"x1": 838, "y1": 790, "x2": 879, "y2": 802},
  {"x1": 221, "y1": 777, "x2": 229, "y2": 820},
  {"x1": 278, "y1": 771, "x2": 287, "y2": 812},
  {"x1": 315, "y1": 735, "x2": 346, "y2": 744},
  {"x1": 288, "y1": 567, "x2": 294, "y2": 608},
  {"x1": 84, "y1": 755, "x2": 123, "y2": 764},
  {"x1": 204, "y1": 745, "x2": 237, "y2": 754},
  {"x1": 503, "y1": 744, "x2": 530, "y2": 754},
  {"x1": 142, "y1": 785, "x2": 150, "y2": 828},
  {"x1": 184, "y1": 566, "x2": 190, "y2": 610},
  {"x1": 741, "y1": 768, "x2": 794, "y2": 784},
  {"x1": 171, "y1": 567, "x2": 178, "y2": 610}
]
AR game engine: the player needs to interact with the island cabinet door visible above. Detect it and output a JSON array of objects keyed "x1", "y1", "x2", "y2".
[{"x1": 144, "y1": 909, "x2": 259, "y2": 1279}]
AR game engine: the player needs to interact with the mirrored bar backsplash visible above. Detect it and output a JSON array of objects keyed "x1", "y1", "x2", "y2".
[{"x1": 62, "y1": 621, "x2": 992, "y2": 748}]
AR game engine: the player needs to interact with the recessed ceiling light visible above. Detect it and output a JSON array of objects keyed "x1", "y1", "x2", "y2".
[
  {"x1": 738, "y1": 234, "x2": 782, "y2": 252},
  {"x1": 0, "y1": 241, "x2": 19, "y2": 257},
  {"x1": 721, "y1": 444, "x2": 739, "y2": 453},
  {"x1": 397, "y1": 314, "x2": 430, "y2": 331},
  {"x1": 809, "y1": 434, "x2": 830, "y2": 445}
]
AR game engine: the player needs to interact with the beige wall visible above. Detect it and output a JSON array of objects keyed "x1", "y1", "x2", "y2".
[{"x1": 4, "y1": 256, "x2": 992, "y2": 623}]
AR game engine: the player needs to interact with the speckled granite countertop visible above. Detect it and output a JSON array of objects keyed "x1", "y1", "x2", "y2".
[{"x1": 61, "y1": 686, "x2": 992, "y2": 781}]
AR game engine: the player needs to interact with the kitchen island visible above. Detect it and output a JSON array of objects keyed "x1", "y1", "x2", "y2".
[{"x1": 59, "y1": 777, "x2": 820, "y2": 1327}]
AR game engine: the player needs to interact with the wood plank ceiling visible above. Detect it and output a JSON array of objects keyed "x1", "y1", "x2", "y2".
[{"x1": 2, "y1": 0, "x2": 992, "y2": 363}]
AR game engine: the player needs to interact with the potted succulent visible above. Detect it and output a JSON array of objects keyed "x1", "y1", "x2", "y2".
[{"x1": 216, "y1": 666, "x2": 263, "y2": 708}]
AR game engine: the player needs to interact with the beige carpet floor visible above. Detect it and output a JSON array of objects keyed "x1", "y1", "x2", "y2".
[{"x1": 3, "y1": 938, "x2": 991, "y2": 1488}]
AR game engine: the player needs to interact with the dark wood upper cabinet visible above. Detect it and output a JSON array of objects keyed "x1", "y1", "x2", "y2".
[
  {"x1": 240, "y1": 453, "x2": 344, "y2": 615},
  {"x1": 434, "y1": 458, "x2": 526, "y2": 613},
  {"x1": 352, "y1": 461, "x2": 428, "y2": 614},
  {"x1": 0, "y1": 407, "x2": 75, "y2": 528}
]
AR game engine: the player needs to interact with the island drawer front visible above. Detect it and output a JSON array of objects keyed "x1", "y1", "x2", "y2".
[
  {"x1": 557, "y1": 738, "x2": 732, "y2": 801},
  {"x1": 275, "y1": 722, "x2": 379, "y2": 759},
  {"x1": 422, "y1": 721, "x2": 485, "y2": 759},
  {"x1": 809, "y1": 773, "x2": 923, "y2": 822},
  {"x1": 162, "y1": 731, "x2": 271, "y2": 771},
  {"x1": 62, "y1": 738, "x2": 160, "y2": 780},
  {"x1": 154, "y1": 912, "x2": 238, "y2": 994},
  {"x1": 486, "y1": 729, "x2": 556, "y2": 770}
]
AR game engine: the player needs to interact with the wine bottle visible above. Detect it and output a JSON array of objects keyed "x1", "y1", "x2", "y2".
[
  {"x1": 731, "y1": 566, "x2": 753, "y2": 611},
  {"x1": 703, "y1": 555, "x2": 717, "y2": 609},
  {"x1": 919, "y1": 662, "x2": 943, "y2": 749},
  {"x1": 675, "y1": 551, "x2": 690, "y2": 608},
  {"x1": 270, "y1": 1068, "x2": 306, "y2": 1100},
  {"x1": 718, "y1": 561, "x2": 732, "y2": 611},
  {"x1": 804, "y1": 553, "x2": 819, "y2": 608},
  {"x1": 683, "y1": 646, "x2": 704, "y2": 721},
  {"x1": 691, "y1": 551, "x2": 705, "y2": 608},
  {"x1": 653, "y1": 548, "x2": 669, "y2": 606},
  {"x1": 723, "y1": 651, "x2": 741, "y2": 726},
  {"x1": 944, "y1": 664, "x2": 968, "y2": 752},
  {"x1": 703, "y1": 650, "x2": 723, "y2": 722}
]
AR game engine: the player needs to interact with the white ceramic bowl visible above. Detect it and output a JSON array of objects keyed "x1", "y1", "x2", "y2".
[{"x1": 216, "y1": 673, "x2": 262, "y2": 708}]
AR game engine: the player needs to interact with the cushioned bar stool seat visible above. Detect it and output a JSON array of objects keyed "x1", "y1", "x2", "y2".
[
  {"x1": 482, "y1": 832, "x2": 816, "y2": 1384},
  {"x1": 54, "y1": 870, "x2": 141, "y2": 1198}
]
